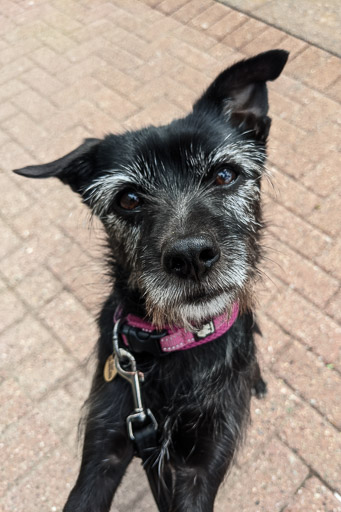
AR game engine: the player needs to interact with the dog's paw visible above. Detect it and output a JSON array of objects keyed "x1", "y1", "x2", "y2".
[{"x1": 251, "y1": 378, "x2": 267, "y2": 399}]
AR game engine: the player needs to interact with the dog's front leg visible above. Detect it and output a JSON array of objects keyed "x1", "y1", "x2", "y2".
[
  {"x1": 170, "y1": 427, "x2": 234, "y2": 512},
  {"x1": 64, "y1": 377, "x2": 134, "y2": 512}
]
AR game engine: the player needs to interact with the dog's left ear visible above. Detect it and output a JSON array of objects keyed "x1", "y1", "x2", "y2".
[
  {"x1": 193, "y1": 49, "x2": 289, "y2": 142},
  {"x1": 13, "y1": 138, "x2": 100, "y2": 194}
]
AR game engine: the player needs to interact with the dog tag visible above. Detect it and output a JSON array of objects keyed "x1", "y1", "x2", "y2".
[{"x1": 103, "y1": 354, "x2": 118, "y2": 382}]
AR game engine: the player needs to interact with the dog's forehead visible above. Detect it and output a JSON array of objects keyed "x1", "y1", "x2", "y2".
[
  {"x1": 132, "y1": 121, "x2": 224, "y2": 167},
  {"x1": 104, "y1": 119, "x2": 239, "y2": 178},
  {"x1": 133, "y1": 124, "x2": 217, "y2": 182},
  {"x1": 125, "y1": 120, "x2": 263, "y2": 186},
  {"x1": 97, "y1": 121, "x2": 222, "y2": 188}
]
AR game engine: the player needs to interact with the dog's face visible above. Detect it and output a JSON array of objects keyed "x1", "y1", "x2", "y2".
[
  {"x1": 85, "y1": 118, "x2": 264, "y2": 328},
  {"x1": 14, "y1": 50, "x2": 288, "y2": 328}
]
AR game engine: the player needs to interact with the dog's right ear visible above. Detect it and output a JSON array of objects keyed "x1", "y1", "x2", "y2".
[
  {"x1": 193, "y1": 49, "x2": 288, "y2": 142},
  {"x1": 13, "y1": 138, "x2": 100, "y2": 195}
]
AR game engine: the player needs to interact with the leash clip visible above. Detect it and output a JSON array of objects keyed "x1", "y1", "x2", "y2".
[{"x1": 113, "y1": 320, "x2": 158, "y2": 441}]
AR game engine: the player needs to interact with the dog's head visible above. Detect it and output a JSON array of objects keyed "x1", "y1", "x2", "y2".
[{"x1": 14, "y1": 50, "x2": 288, "y2": 329}]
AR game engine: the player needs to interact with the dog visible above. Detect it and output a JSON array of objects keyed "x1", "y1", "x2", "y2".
[{"x1": 14, "y1": 49, "x2": 288, "y2": 512}]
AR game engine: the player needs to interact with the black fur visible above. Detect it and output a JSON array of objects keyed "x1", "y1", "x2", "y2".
[{"x1": 13, "y1": 50, "x2": 288, "y2": 511}]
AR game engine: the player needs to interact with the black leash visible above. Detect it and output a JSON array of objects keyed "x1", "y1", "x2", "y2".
[
  {"x1": 109, "y1": 320, "x2": 172, "y2": 512},
  {"x1": 134, "y1": 423, "x2": 172, "y2": 512}
]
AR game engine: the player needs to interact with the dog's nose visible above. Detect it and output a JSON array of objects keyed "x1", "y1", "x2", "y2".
[{"x1": 162, "y1": 235, "x2": 220, "y2": 280}]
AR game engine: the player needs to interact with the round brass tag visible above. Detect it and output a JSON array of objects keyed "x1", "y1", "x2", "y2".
[{"x1": 103, "y1": 354, "x2": 117, "y2": 382}]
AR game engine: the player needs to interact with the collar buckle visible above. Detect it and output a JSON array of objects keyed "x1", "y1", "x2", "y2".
[{"x1": 120, "y1": 323, "x2": 168, "y2": 357}]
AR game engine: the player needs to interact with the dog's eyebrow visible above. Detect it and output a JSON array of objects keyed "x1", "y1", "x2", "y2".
[
  {"x1": 84, "y1": 168, "x2": 148, "y2": 216},
  {"x1": 209, "y1": 139, "x2": 265, "y2": 179},
  {"x1": 182, "y1": 137, "x2": 264, "y2": 180}
]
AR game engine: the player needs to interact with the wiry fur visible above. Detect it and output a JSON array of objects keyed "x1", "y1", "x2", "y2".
[{"x1": 13, "y1": 50, "x2": 288, "y2": 511}]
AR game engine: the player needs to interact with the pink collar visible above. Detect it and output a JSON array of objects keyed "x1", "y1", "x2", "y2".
[{"x1": 119, "y1": 303, "x2": 239, "y2": 355}]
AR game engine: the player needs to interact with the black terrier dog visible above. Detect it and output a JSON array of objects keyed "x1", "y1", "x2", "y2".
[{"x1": 14, "y1": 49, "x2": 288, "y2": 512}]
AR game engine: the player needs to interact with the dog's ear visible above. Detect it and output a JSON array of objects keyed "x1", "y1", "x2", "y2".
[
  {"x1": 13, "y1": 138, "x2": 100, "y2": 194},
  {"x1": 193, "y1": 49, "x2": 289, "y2": 142}
]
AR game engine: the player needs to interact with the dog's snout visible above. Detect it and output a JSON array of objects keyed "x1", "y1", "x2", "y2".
[{"x1": 162, "y1": 235, "x2": 220, "y2": 280}]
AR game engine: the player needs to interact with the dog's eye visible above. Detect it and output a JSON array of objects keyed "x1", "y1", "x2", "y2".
[
  {"x1": 118, "y1": 189, "x2": 141, "y2": 210},
  {"x1": 214, "y1": 168, "x2": 237, "y2": 186}
]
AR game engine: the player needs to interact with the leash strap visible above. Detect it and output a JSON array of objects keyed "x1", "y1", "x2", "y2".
[{"x1": 134, "y1": 424, "x2": 172, "y2": 512}]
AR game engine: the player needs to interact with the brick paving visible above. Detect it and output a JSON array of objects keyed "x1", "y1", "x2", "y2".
[
  {"x1": 220, "y1": 0, "x2": 341, "y2": 57},
  {"x1": 0, "y1": 1, "x2": 340, "y2": 511}
]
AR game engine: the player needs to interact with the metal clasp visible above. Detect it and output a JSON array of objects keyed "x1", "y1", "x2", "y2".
[{"x1": 112, "y1": 320, "x2": 158, "y2": 441}]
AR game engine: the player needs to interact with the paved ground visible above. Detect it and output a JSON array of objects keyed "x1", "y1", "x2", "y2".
[
  {"x1": 220, "y1": 0, "x2": 341, "y2": 56},
  {"x1": 1, "y1": 1, "x2": 340, "y2": 511}
]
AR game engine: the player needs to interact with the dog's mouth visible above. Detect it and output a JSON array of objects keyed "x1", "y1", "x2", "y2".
[
  {"x1": 145, "y1": 288, "x2": 235, "y2": 330},
  {"x1": 182, "y1": 288, "x2": 225, "y2": 304}
]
